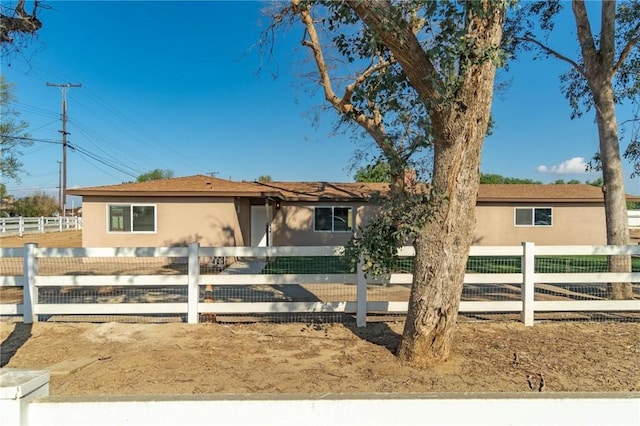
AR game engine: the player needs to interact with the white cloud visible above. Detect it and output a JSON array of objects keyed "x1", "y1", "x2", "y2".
[{"x1": 536, "y1": 157, "x2": 588, "y2": 174}]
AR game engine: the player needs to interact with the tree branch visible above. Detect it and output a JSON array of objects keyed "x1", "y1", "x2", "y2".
[
  {"x1": 572, "y1": 0, "x2": 599, "y2": 78},
  {"x1": 0, "y1": 0, "x2": 42, "y2": 44},
  {"x1": 599, "y1": 0, "x2": 616, "y2": 68},
  {"x1": 292, "y1": 0, "x2": 394, "y2": 156},
  {"x1": 613, "y1": 21, "x2": 640, "y2": 74},
  {"x1": 519, "y1": 35, "x2": 587, "y2": 79},
  {"x1": 348, "y1": 0, "x2": 444, "y2": 106}
]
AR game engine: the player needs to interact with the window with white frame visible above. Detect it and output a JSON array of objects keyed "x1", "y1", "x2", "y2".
[
  {"x1": 314, "y1": 206, "x2": 353, "y2": 232},
  {"x1": 108, "y1": 204, "x2": 156, "y2": 232},
  {"x1": 514, "y1": 207, "x2": 552, "y2": 226}
]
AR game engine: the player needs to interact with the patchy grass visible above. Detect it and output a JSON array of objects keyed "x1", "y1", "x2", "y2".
[{"x1": 0, "y1": 231, "x2": 82, "y2": 248}]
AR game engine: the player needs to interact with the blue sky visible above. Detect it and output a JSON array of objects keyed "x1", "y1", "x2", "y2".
[{"x1": 2, "y1": 0, "x2": 639, "y2": 205}]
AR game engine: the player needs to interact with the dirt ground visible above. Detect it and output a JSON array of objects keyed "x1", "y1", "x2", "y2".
[
  {"x1": 1, "y1": 321, "x2": 638, "y2": 395},
  {"x1": 1, "y1": 231, "x2": 639, "y2": 395},
  {"x1": 0, "y1": 230, "x2": 83, "y2": 248}
]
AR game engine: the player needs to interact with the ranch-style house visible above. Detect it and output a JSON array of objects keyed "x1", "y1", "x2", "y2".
[{"x1": 67, "y1": 175, "x2": 613, "y2": 248}]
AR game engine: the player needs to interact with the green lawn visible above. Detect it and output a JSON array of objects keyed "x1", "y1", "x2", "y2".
[{"x1": 262, "y1": 255, "x2": 640, "y2": 274}]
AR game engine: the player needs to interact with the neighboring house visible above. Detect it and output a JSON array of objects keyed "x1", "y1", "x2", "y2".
[{"x1": 68, "y1": 175, "x2": 612, "y2": 248}]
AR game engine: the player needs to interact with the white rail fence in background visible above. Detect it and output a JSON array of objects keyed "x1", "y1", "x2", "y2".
[
  {"x1": 1, "y1": 243, "x2": 638, "y2": 326},
  {"x1": 0, "y1": 216, "x2": 82, "y2": 237},
  {"x1": 629, "y1": 210, "x2": 640, "y2": 228}
]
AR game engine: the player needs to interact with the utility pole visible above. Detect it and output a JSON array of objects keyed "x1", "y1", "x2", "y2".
[
  {"x1": 57, "y1": 160, "x2": 62, "y2": 212},
  {"x1": 47, "y1": 83, "x2": 81, "y2": 216}
]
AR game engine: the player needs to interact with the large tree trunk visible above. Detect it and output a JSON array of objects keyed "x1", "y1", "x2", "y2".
[
  {"x1": 592, "y1": 83, "x2": 634, "y2": 300},
  {"x1": 349, "y1": 1, "x2": 504, "y2": 365},
  {"x1": 397, "y1": 135, "x2": 484, "y2": 366},
  {"x1": 396, "y1": 13, "x2": 504, "y2": 367}
]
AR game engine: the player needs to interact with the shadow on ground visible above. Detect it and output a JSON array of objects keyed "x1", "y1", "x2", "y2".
[
  {"x1": 1, "y1": 323, "x2": 33, "y2": 367},
  {"x1": 344, "y1": 321, "x2": 401, "y2": 355}
]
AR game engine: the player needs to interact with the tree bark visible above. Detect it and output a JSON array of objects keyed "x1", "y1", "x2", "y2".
[
  {"x1": 350, "y1": 2, "x2": 505, "y2": 366},
  {"x1": 572, "y1": 0, "x2": 633, "y2": 300},
  {"x1": 592, "y1": 82, "x2": 634, "y2": 299}
]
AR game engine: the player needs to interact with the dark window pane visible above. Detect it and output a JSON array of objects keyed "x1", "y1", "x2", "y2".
[
  {"x1": 333, "y1": 207, "x2": 352, "y2": 231},
  {"x1": 534, "y1": 208, "x2": 552, "y2": 226},
  {"x1": 315, "y1": 207, "x2": 332, "y2": 231},
  {"x1": 133, "y1": 206, "x2": 155, "y2": 232}
]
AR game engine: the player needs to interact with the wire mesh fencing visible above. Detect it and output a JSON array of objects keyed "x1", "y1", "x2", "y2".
[{"x1": 1, "y1": 244, "x2": 639, "y2": 325}]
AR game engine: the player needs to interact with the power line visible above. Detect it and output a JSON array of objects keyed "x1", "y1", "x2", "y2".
[
  {"x1": 0, "y1": 135, "x2": 61, "y2": 144},
  {"x1": 67, "y1": 142, "x2": 139, "y2": 179}
]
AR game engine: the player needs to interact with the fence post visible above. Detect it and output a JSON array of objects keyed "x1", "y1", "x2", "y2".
[
  {"x1": 38, "y1": 217, "x2": 44, "y2": 234},
  {"x1": 356, "y1": 258, "x2": 367, "y2": 328},
  {"x1": 521, "y1": 241, "x2": 535, "y2": 326},
  {"x1": 18, "y1": 216, "x2": 24, "y2": 237},
  {"x1": 187, "y1": 242, "x2": 200, "y2": 324},
  {"x1": 23, "y1": 243, "x2": 39, "y2": 324}
]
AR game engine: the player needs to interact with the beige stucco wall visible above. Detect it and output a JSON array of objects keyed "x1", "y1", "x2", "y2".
[
  {"x1": 271, "y1": 202, "x2": 380, "y2": 246},
  {"x1": 474, "y1": 203, "x2": 607, "y2": 246},
  {"x1": 80, "y1": 197, "x2": 606, "y2": 248},
  {"x1": 81, "y1": 196, "x2": 246, "y2": 247}
]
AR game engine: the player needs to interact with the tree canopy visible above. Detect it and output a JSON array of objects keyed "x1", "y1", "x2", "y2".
[
  {"x1": 0, "y1": 75, "x2": 32, "y2": 182},
  {"x1": 354, "y1": 160, "x2": 391, "y2": 183},
  {"x1": 0, "y1": 0, "x2": 43, "y2": 57},
  {"x1": 11, "y1": 191, "x2": 57, "y2": 217},
  {"x1": 271, "y1": 0, "x2": 507, "y2": 367},
  {"x1": 136, "y1": 169, "x2": 174, "y2": 182}
]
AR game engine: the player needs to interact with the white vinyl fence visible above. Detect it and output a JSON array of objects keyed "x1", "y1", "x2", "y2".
[
  {"x1": 0, "y1": 216, "x2": 82, "y2": 237},
  {"x1": 629, "y1": 210, "x2": 640, "y2": 228},
  {"x1": 0, "y1": 243, "x2": 639, "y2": 327}
]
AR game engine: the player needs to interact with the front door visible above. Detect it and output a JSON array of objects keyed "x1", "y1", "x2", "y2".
[{"x1": 250, "y1": 205, "x2": 271, "y2": 247}]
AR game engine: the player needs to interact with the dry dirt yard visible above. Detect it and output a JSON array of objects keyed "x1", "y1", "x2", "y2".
[
  {"x1": 1, "y1": 231, "x2": 639, "y2": 395},
  {"x1": 1, "y1": 321, "x2": 639, "y2": 395}
]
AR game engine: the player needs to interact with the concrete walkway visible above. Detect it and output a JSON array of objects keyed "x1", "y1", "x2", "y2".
[{"x1": 220, "y1": 259, "x2": 267, "y2": 275}]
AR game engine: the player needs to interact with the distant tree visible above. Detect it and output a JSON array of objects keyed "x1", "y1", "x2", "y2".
[
  {"x1": 0, "y1": 0, "x2": 44, "y2": 56},
  {"x1": 586, "y1": 177, "x2": 604, "y2": 187},
  {"x1": 354, "y1": 160, "x2": 391, "y2": 183},
  {"x1": 506, "y1": 0, "x2": 638, "y2": 299},
  {"x1": 136, "y1": 169, "x2": 174, "y2": 182},
  {"x1": 257, "y1": 175, "x2": 273, "y2": 182},
  {"x1": 12, "y1": 191, "x2": 58, "y2": 216},
  {"x1": 0, "y1": 76, "x2": 32, "y2": 182},
  {"x1": 567, "y1": 179, "x2": 581, "y2": 184},
  {"x1": 553, "y1": 179, "x2": 566, "y2": 185},
  {"x1": 480, "y1": 173, "x2": 542, "y2": 184},
  {"x1": 0, "y1": 183, "x2": 6, "y2": 199}
]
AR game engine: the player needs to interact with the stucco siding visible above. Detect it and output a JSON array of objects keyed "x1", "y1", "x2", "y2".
[
  {"x1": 474, "y1": 203, "x2": 607, "y2": 245},
  {"x1": 271, "y1": 202, "x2": 379, "y2": 246},
  {"x1": 81, "y1": 196, "x2": 245, "y2": 247}
]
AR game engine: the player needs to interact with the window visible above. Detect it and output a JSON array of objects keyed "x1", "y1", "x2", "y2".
[
  {"x1": 515, "y1": 207, "x2": 552, "y2": 226},
  {"x1": 314, "y1": 207, "x2": 353, "y2": 232},
  {"x1": 108, "y1": 204, "x2": 156, "y2": 233}
]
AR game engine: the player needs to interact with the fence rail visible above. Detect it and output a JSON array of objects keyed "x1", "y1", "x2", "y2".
[
  {"x1": 1, "y1": 243, "x2": 639, "y2": 326},
  {"x1": 0, "y1": 216, "x2": 82, "y2": 237}
]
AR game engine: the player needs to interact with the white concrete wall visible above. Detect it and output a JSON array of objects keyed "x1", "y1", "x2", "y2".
[{"x1": 26, "y1": 393, "x2": 640, "y2": 426}]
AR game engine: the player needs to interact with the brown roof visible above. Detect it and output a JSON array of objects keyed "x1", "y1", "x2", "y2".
[
  {"x1": 68, "y1": 175, "x2": 611, "y2": 203},
  {"x1": 254, "y1": 181, "x2": 389, "y2": 201},
  {"x1": 67, "y1": 175, "x2": 278, "y2": 197},
  {"x1": 477, "y1": 184, "x2": 605, "y2": 203}
]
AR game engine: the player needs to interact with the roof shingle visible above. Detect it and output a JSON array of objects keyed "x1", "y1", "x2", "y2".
[{"x1": 67, "y1": 174, "x2": 611, "y2": 202}]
